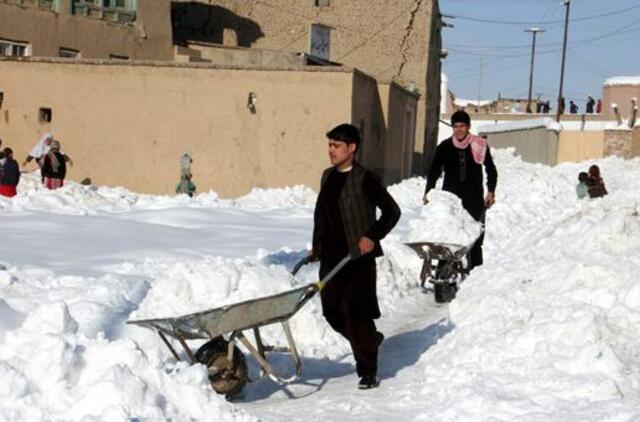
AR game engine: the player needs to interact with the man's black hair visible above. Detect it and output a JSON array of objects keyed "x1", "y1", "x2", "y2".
[
  {"x1": 451, "y1": 110, "x2": 471, "y2": 126},
  {"x1": 326, "y1": 123, "x2": 361, "y2": 146},
  {"x1": 578, "y1": 172, "x2": 588, "y2": 182}
]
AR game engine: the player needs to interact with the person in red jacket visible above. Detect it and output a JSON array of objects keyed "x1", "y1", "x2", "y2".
[{"x1": 0, "y1": 147, "x2": 20, "y2": 197}]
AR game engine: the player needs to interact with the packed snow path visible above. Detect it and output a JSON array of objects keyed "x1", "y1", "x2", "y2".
[
  {"x1": 242, "y1": 295, "x2": 451, "y2": 421},
  {"x1": 2, "y1": 150, "x2": 640, "y2": 420}
]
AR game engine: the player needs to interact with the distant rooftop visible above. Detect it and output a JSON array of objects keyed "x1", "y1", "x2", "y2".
[{"x1": 604, "y1": 76, "x2": 640, "y2": 87}]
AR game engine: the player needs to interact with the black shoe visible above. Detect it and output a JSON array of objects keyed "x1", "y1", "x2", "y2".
[
  {"x1": 376, "y1": 331, "x2": 385, "y2": 346},
  {"x1": 358, "y1": 375, "x2": 380, "y2": 390}
]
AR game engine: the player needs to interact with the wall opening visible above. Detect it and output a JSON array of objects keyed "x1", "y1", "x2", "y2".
[{"x1": 39, "y1": 108, "x2": 53, "y2": 123}]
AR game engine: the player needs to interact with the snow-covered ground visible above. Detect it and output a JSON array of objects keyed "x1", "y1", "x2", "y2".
[{"x1": 1, "y1": 150, "x2": 640, "y2": 421}]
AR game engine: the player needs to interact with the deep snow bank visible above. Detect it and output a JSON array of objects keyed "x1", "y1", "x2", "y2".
[{"x1": 416, "y1": 150, "x2": 640, "y2": 420}]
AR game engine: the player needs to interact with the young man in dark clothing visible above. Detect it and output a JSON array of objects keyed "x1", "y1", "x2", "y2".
[
  {"x1": 423, "y1": 110, "x2": 498, "y2": 270},
  {"x1": 312, "y1": 123, "x2": 401, "y2": 390}
]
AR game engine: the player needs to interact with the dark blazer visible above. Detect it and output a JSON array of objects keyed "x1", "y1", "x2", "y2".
[{"x1": 313, "y1": 162, "x2": 401, "y2": 260}]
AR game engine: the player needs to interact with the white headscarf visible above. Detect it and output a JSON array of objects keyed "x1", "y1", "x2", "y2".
[{"x1": 29, "y1": 133, "x2": 53, "y2": 159}]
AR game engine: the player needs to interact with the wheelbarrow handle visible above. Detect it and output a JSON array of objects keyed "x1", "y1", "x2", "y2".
[
  {"x1": 291, "y1": 255, "x2": 315, "y2": 276},
  {"x1": 314, "y1": 254, "x2": 354, "y2": 291}
]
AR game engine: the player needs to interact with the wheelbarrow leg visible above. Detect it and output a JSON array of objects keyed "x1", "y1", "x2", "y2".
[
  {"x1": 158, "y1": 331, "x2": 181, "y2": 361},
  {"x1": 176, "y1": 334, "x2": 198, "y2": 364},
  {"x1": 253, "y1": 328, "x2": 267, "y2": 377},
  {"x1": 235, "y1": 331, "x2": 279, "y2": 380},
  {"x1": 281, "y1": 321, "x2": 302, "y2": 379}
]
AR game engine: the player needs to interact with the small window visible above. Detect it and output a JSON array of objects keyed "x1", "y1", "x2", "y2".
[
  {"x1": 314, "y1": 0, "x2": 330, "y2": 6},
  {"x1": 59, "y1": 48, "x2": 80, "y2": 58},
  {"x1": 0, "y1": 39, "x2": 29, "y2": 57},
  {"x1": 109, "y1": 54, "x2": 129, "y2": 60},
  {"x1": 39, "y1": 108, "x2": 52, "y2": 123}
]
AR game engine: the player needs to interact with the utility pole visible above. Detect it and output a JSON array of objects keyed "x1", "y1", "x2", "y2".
[
  {"x1": 525, "y1": 27, "x2": 544, "y2": 113},
  {"x1": 477, "y1": 56, "x2": 484, "y2": 108},
  {"x1": 556, "y1": 0, "x2": 571, "y2": 122}
]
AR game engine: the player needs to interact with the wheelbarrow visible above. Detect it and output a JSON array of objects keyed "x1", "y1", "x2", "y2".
[
  {"x1": 127, "y1": 254, "x2": 352, "y2": 398},
  {"x1": 405, "y1": 241, "x2": 471, "y2": 303}
]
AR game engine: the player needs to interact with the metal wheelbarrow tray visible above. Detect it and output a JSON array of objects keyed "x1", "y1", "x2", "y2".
[{"x1": 128, "y1": 255, "x2": 351, "y2": 398}]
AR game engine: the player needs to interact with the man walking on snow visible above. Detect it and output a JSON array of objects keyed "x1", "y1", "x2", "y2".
[
  {"x1": 312, "y1": 123, "x2": 401, "y2": 390},
  {"x1": 423, "y1": 110, "x2": 498, "y2": 271}
]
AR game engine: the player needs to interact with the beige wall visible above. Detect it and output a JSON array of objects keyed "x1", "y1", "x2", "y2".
[
  {"x1": 0, "y1": 59, "x2": 354, "y2": 196},
  {"x1": 480, "y1": 128, "x2": 559, "y2": 166},
  {"x1": 0, "y1": 0, "x2": 174, "y2": 60},
  {"x1": 0, "y1": 58, "x2": 416, "y2": 196},
  {"x1": 603, "y1": 129, "x2": 636, "y2": 159},
  {"x1": 172, "y1": 0, "x2": 441, "y2": 173},
  {"x1": 557, "y1": 131, "x2": 604, "y2": 163},
  {"x1": 602, "y1": 85, "x2": 640, "y2": 121}
]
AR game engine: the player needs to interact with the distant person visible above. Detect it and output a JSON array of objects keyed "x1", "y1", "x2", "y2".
[
  {"x1": 41, "y1": 140, "x2": 66, "y2": 190},
  {"x1": 0, "y1": 148, "x2": 20, "y2": 198},
  {"x1": 176, "y1": 173, "x2": 197, "y2": 197},
  {"x1": 424, "y1": 110, "x2": 498, "y2": 271},
  {"x1": 542, "y1": 100, "x2": 551, "y2": 114},
  {"x1": 558, "y1": 97, "x2": 566, "y2": 115},
  {"x1": 587, "y1": 165, "x2": 607, "y2": 198},
  {"x1": 596, "y1": 99, "x2": 602, "y2": 114},
  {"x1": 569, "y1": 101, "x2": 578, "y2": 114},
  {"x1": 576, "y1": 172, "x2": 589, "y2": 199},
  {"x1": 23, "y1": 133, "x2": 53, "y2": 168},
  {"x1": 536, "y1": 101, "x2": 542, "y2": 114},
  {"x1": 586, "y1": 96, "x2": 595, "y2": 114},
  {"x1": 23, "y1": 133, "x2": 73, "y2": 183}
]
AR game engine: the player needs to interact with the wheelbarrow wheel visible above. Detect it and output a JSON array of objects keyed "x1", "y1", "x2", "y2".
[
  {"x1": 434, "y1": 282, "x2": 457, "y2": 303},
  {"x1": 196, "y1": 337, "x2": 248, "y2": 398}
]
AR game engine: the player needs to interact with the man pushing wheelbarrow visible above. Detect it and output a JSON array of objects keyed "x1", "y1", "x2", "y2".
[{"x1": 310, "y1": 123, "x2": 401, "y2": 390}]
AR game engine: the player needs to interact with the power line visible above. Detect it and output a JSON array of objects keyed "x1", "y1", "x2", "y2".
[
  {"x1": 447, "y1": 4, "x2": 640, "y2": 26},
  {"x1": 445, "y1": 14, "x2": 640, "y2": 55}
]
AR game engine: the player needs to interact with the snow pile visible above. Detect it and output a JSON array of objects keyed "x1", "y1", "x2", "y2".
[
  {"x1": 478, "y1": 117, "x2": 562, "y2": 134},
  {"x1": 0, "y1": 266, "x2": 255, "y2": 421},
  {"x1": 0, "y1": 172, "x2": 315, "y2": 216},
  {"x1": 406, "y1": 190, "x2": 483, "y2": 247},
  {"x1": 415, "y1": 151, "x2": 640, "y2": 419}
]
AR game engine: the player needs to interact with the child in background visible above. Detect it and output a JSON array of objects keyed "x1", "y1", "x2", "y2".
[
  {"x1": 176, "y1": 173, "x2": 196, "y2": 197},
  {"x1": 576, "y1": 172, "x2": 589, "y2": 199}
]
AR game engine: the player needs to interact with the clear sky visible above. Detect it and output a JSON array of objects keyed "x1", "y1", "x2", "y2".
[{"x1": 440, "y1": 0, "x2": 640, "y2": 109}]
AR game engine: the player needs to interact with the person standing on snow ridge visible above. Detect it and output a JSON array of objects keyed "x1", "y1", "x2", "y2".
[
  {"x1": 587, "y1": 164, "x2": 607, "y2": 198},
  {"x1": 41, "y1": 140, "x2": 67, "y2": 190},
  {"x1": 586, "y1": 96, "x2": 596, "y2": 114},
  {"x1": 423, "y1": 110, "x2": 498, "y2": 271},
  {"x1": 569, "y1": 101, "x2": 579, "y2": 114},
  {"x1": 0, "y1": 148, "x2": 20, "y2": 198},
  {"x1": 311, "y1": 123, "x2": 401, "y2": 390},
  {"x1": 23, "y1": 133, "x2": 73, "y2": 183}
]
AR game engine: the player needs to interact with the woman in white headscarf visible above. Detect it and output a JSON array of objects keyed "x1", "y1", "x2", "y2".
[
  {"x1": 23, "y1": 133, "x2": 54, "y2": 167},
  {"x1": 23, "y1": 134, "x2": 73, "y2": 183}
]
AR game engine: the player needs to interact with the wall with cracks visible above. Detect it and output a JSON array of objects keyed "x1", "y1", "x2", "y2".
[{"x1": 172, "y1": 0, "x2": 442, "y2": 174}]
